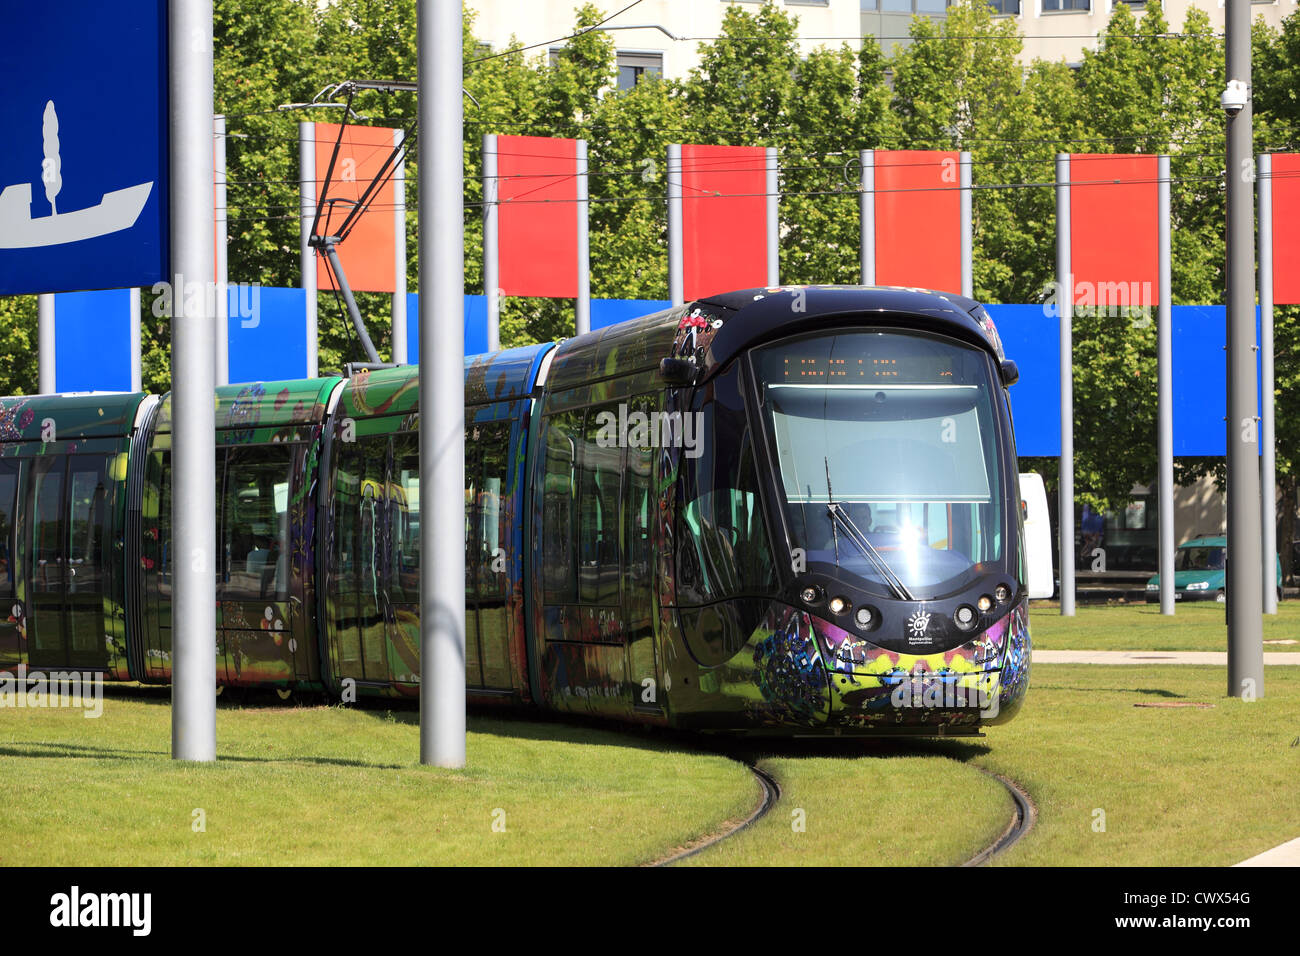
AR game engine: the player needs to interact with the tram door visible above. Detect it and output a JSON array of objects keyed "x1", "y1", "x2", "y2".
[
  {"x1": 331, "y1": 436, "x2": 392, "y2": 686},
  {"x1": 27, "y1": 455, "x2": 111, "y2": 670},
  {"x1": 465, "y1": 417, "x2": 513, "y2": 691},
  {"x1": 0, "y1": 460, "x2": 20, "y2": 670},
  {"x1": 624, "y1": 395, "x2": 659, "y2": 712}
]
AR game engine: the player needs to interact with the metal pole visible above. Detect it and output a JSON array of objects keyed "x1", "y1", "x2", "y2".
[
  {"x1": 1056, "y1": 153, "x2": 1075, "y2": 616},
  {"x1": 1226, "y1": 0, "x2": 1265, "y2": 696},
  {"x1": 392, "y1": 126, "x2": 408, "y2": 364},
  {"x1": 483, "y1": 133, "x2": 499, "y2": 352},
  {"x1": 300, "y1": 121, "x2": 318, "y2": 379},
  {"x1": 417, "y1": 0, "x2": 466, "y2": 767},
  {"x1": 576, "y1": 138, "x2": 590, "y2": 336},
  {"x1": 860, "y1": 149, "x2": 874, "y2": 286},
  {"x1": 766, "y1": 146, "x2": 779, "y2": 287},
  {"x1": 129, "y1": 287, "x2": 142, "y2": 392},
  {"x1": 169, "y1": 0, "x2": 216, "y2": 762},
  {"x1": 321, "y1": 239, "x2": 381, "y2": 364},
  {"x1": 38, "y1": 294, "x2": 55, "y2": 393},
  {"x1": 667, "y1": 143, "x2": 683, "y2": 305},
  {"x1": 1259, "y1": 152, "x2": 1277, "y2": 613},
  {"x1": 1158, "y1": 155, "x2": 1175, "y2": 615},
  {"x1": 214, "y1": 114, "x2": 229, "y2": 386},
  {"x1": 960, "y1": 150, "x2": 973, "y2": 297}
]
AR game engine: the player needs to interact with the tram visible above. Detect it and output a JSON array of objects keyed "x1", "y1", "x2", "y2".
[{"x1": 0, "y1": 286, "x2": 1035, "y2": 735}]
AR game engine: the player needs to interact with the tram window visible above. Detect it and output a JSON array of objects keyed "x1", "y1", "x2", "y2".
[
  {"x1": 221, "y1": 446, "x2": 293, "y2": 601},
  {"x1": 31, "y1": 458, "x2": 65, "y2": 589},
  {"x1": 470, "y1": 420, "x2": 512, "y2": 601},
  {"x1": 67, "y1": 456, "x2": 108, "y2": 592},
  {"x1": 391, "y1": 434, "x2": 419, "y2": 606},
  {"x1": 678, "y1": 364, "x2": 777, "y2": 605},
  {"x1": 579, "y1": 405, "x2": 622, "y2": 606},
  {"x1": 0, "y1": 462, "x2": 16, "y2": 599},
  {"x1": 464, "y1": 423, "x2": 480, "y2": 599},
  {"x1": 542, "y1": 410, "x2": 580, "y2": 604}
]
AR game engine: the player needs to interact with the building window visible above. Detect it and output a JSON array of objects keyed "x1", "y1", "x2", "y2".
[
  {"x1": 1041, "y1": 0, "x2": 1091, "y2": 10},
  {"x1": 876, "y1": 0, "x2": 950, "y2": 11},
  {"x1": 786, "y1": 0, "x2": 830, "y2": 6},
  {"x1": 616, "y1": 51, "x2": 663, "y2": 91},
  {"x1": 989, "y1": 0, "x2": 1021, "y2": 13}
]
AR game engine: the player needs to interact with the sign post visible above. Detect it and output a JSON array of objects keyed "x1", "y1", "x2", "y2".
[
  {"x1": 169, "y1": 0, "x2": 217, "y2": 761},
  {"x1": 417, "y1": 0, "x2": 467, "y2": 767}
]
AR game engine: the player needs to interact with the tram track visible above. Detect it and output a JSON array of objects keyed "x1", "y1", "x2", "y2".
[
  {"x1": 649, "y1": 761, "x2": 780, "y2": 867},
  {"x1": 961, "y1": 768, "x2": 1036, "y2": 867}
]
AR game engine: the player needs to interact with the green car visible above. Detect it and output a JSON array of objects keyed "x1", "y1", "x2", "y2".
[{"x1": 1145, "y1": 535, "x2": 1283, "y2": 603}]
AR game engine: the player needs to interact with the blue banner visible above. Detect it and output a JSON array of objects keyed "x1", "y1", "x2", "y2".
[{"x1": 53, "y1": 289, "x2": 133, "y2": 392}]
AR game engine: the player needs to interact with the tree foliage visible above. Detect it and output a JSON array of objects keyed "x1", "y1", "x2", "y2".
[{"x1": 8, "y1": 0, "x2": 1300, "y2": 547}]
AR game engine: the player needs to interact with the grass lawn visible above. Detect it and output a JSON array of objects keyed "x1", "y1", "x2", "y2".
[
  {"x1": 0, "y1": 687, "x2": 758, "y2": 866},
  {"x1": 940, "y1": 664, "x2": 1300, "y2": 866},
  {"x1": 682, "y1": 749, "x2": 1010, "y2": 867},
  {"x1": 4, "y1": 664, "x2": 1297, "y2": 867},
  {"x1": 1029, "y1": 600, "x2": 1300, "y2": 652}
]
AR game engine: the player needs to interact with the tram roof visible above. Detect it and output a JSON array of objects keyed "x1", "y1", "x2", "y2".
[
  {"x1": 545, "y1": 286, "x2": 1002, "y2": 391},
  {"x1": 155, "y1": 377, "x2": 344, "y2": 434},
  {"x1": 0, "y1": 391, "x2": 151, "y2": 442}
]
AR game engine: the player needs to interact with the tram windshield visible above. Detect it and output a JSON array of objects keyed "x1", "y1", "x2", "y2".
[{"x1": 753, "y1": 329, "x2": 1008, "y2": 599}]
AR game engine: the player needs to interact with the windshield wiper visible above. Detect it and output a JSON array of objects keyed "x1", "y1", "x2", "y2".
[{"x1": 824, "y1": 458, "x2": 914, "y2": 602}]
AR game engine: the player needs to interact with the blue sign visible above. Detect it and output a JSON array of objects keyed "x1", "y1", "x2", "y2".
[{"x1": 0, "y1": 2, "x2": 168, "y2": 295}]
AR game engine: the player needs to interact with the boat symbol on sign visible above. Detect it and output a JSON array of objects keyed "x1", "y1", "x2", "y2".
[{"x1": 0, "y1": 100, "x2": 153, "y2": 250}]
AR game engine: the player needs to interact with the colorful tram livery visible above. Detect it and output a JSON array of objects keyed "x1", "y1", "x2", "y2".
[{"x1": 0, "y1": 287, "x2": 1032, "y2": 735}]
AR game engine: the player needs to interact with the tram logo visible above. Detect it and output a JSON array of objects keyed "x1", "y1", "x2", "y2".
[
  {"x1": 0, "y1": 100, "x2": 153, "y2": 250},
  {"x1": 906, "y1": 609, "x2": 932, "y2": 639}
]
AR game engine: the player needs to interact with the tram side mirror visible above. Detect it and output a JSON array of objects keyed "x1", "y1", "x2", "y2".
[
  {"x1": 659, "y1": 357, "x2": 697, "y2": 386},
  {"x1": 1000, "y1": 359, "x2": 1020, "y2": 386}
]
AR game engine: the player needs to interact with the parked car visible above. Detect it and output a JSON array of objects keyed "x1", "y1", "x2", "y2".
[{"x1": 1145, "y1": 536, "x2": 1282, "y2": 603}]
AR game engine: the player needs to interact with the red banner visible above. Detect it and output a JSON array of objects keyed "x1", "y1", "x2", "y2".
[
  {"x1": 1273, "y1": 153, "x2": 1300, "y2": 304},
  {"x1": 874, "y1": 150, "x2": 961, "y2": 292},
  {"x1": 497, "y1": 135, "x2": 579, "y2": 298},
  {"x1": 1069, "y1": 154, "x2": 1159, "y2": 309},
  {"x1": 314, "y1": 122, "x2": 400, "y2": 293},
  {"x1": 681, "y1": 144, "x2": 768, "y2": 300}
]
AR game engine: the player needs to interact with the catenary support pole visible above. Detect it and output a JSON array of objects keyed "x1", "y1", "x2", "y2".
[
  {"x1": 960, "y1": 151, "x2": 972, "y2": 298},
  {"x1": 766, "y1": 146, "x2": 779, "y2": 287},
  {"x1": 1225, "y1": 0, "x2": 1265, "y2": 696},
  {"x1": 130, "y1": 287, "x2": 142, "y2": 393},
  {"x1": 1056, "y1": 154, "x2": 1075, "y2": 616},
  {"x1": 418, "y1": 0, "x2": 466, "y2": 767},
  {"x1": 214, "y1": 114, "x2": 228, "y2": 386},
  {"x1": 860, "y1": 150, "x2": 874, "y2": 286},
  {"x1": 170, "y1": 0, "x2": 217, "y2": 761},
  {"x1": 1259, "y1": 153, "x2": 1277, "y2": 613},
  {"x1": 577, "y1": 139, "x2": 590, "y2": 336},
  {"x1": 1158, "y1": 155, "x2": 1175, "y2": 615},
  {"x1": 300, "y1": 121, "x2": 318, "y2": 379},
  {"x1": 392, "y1": 126, "x2": 408, "y2": 364},
  {"x1": 667, "y1": 143, "x2": 683, "y2": 306},
  {"x1": 483, "y1": 133, "x2": 499, "y2": 352},
  {"x1": 38, "y1": 294, "x2": 54, "y2": 392}
]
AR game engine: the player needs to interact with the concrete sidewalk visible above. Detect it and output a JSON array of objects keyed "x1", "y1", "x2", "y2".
[
  {"x1": 1032, "y1": 650, "x2": 1300, "y2": 665},
  {"x1": 1235, "y1": 835, "x2": 1300, "y2": 867}
]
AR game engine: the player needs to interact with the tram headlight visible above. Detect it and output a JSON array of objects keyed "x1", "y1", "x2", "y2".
[
  {"x1": 854, "y1": 606, "x2": 877, "y2": 630},
  {"x1": 800, "y1": 585, "x2": 823, "y2": 605},
  {"x1": 829, "y1": 596, "x2": 849, "y2": 616},
  {"x1": 994, "y1": 584, "x2": 1011, "y2": 604},
  {"x1": 954, "y1": 605, "x2": 978, "y2": 631},
  {"x1": 977, "y1": 595, "x2": 994, "y2": 613}
]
